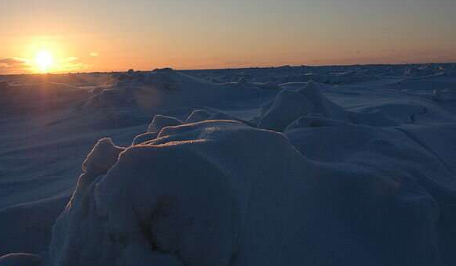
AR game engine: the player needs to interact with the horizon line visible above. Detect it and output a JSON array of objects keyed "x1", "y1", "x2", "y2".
[{"x1": 1, "y1": 61, "x2": 455, "y2": 77}]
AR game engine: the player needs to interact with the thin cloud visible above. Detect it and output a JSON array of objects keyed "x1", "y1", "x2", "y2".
[
  {"x1": 89, "y1": 52, "x2": 99, "y2": 57},
  {"x1": 0, "y1": 56, "x2": 90, "y2": 74},
  {"x1": 0, "y1": 58, "x2": 29, "y2": 74},
  {"x1": 60, "y1": 57, "x2": 89, "y2": 72}
]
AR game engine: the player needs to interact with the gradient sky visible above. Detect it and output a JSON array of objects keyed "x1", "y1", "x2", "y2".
[{"x1": 1, "y1": 0, "x2": 455, "y2": 74}]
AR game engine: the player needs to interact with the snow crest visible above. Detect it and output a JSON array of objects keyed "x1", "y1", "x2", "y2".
[
  {"x1": 48, "y1": 118, "x2": 453, "y2": 266},
  {"x1": 258, "y1": 81, "x2": 396, "y2": 131},
  {"x1": 3, "y1": 67, "x2": 456, "y2": 266}
]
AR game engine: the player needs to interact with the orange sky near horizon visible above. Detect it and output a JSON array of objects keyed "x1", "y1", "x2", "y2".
[{"x1": 1, "y1": 0, "x2": 456, "y2": 74}]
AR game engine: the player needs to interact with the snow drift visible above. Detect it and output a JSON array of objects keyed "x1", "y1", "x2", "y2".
[
  {"x1": 82, "y1": 69, "x2": 260, "y2": 112},
  {"x1": 0, "y1": 81, "x2": 88, "y2": 115},
  {"x1": 2, "y1": 65, "x2": 456, "y2": 266},
  {"x1": 258, "y1": 81, "x2": 396, "y2": 131},
  {"x1": 48, "y1": 119, "x2": 455, "y2": 266},
  {"x1": 0, "y1": 253, "x2": 42, "y2": 266},
  {"x1": 132, "y1": 115, "x2": 183, "y2": 145}
]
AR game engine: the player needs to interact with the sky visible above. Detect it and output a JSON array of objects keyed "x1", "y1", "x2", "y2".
[{"x1": 1, "y1": 0, "x2": 455, "y2": 74}]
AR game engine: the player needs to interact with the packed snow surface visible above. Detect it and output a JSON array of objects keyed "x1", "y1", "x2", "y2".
[{"x1": 1, "y1": 64, "x2": 456, "y2": 266}]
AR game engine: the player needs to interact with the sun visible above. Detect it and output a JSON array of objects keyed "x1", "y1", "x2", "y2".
[{"x1": 34, "y1": 50, "x2": 55, "y2": 73}]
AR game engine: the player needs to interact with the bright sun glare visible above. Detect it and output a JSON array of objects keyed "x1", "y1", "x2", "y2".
[{"x1": 35, "y1": 50, "x2": 55, "y2": 73}]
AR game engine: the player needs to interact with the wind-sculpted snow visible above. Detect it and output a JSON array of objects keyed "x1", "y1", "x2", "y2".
[
  {"x1": 48, "y1": 119, "x2": 455, "y2": 266},
  {"x1": 258, "y1": 81, "x2": 396, "y2": 131},
  {"x1": 185, "y1": 109, "x2": 246, "y2": 124},
  {"x1": 132, "y1": 115, "x2": 183, "y2": 145},
  {"x1": 0, "y1": 253, "x2": 43, "y2": 266},
  {"x1": 82, "y1": 69, "x2": 260, "y2": 112},
  {"x1": 0, "y1": 81, "x2": 89, "y2": 115},
  {"x1": 146, "y1": 115, "x2": 183, "y2": 133},
  {"x1": 133, "y1": 111, "x2": 250, "y2": 145},
  {"x1": 185, "y1": 109, "x2": 213, "y2": 123},
  {"x1": 2, "y1": 65, "x2": 456, "y2": 266},
  {"x1": 285, "y1": 116, "x2": 456, "y2": 265},
  {"x1": 74, "y1": 69, "x2": 264, "y2": 129}
]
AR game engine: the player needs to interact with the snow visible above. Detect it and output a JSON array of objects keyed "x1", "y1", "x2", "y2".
[
  {"x1": 1, "y1": 64, "x2": 456, "y2": 266},
  {"x1": 132, "y1": 132, "x2": 159, "y2": 146},
  {"x1": 0, "y1": 253, "x2": 43, "y2": 266},
  {"x1": 147, "y1": 115, "x2": 183, "y2": 133},
  {"x1": 131, "y1": 115, "x2": 183, "y2": 145},
  {"x1": 81, "y1": 138, "x2": 125, "y2": 176},
  {"x1": 258, "y1": 89, "x2": 314, "y2": 131},
  {"x1": 185, "y1": 109, "x2": 249, "y2": 125},
  {"x1": 258, "y1": 81, "x2": 396, "y2": 131},
  {"x1": 185, "y1": 109, "x2": 213, "y2": 123},
  {"x1": 82, "y1": 68, "x2": 260, "y2": 112}
]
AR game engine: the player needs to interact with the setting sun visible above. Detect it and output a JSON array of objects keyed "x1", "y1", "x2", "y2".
[{"x1": 34, "y1": 50, "x2": 55, "y2": 73}]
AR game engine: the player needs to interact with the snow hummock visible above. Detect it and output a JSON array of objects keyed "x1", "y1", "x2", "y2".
[
  {"x1": 147, "y1": 115, "x2": 183, "y2": 133},
  {"x1": 81, "y1": 138, "x2": 125, "y2": 176},
  {"x1": 82, "y1": 69, "x2": 260, "y2": 112},
  {"x1": 2, "y1": 65, "x2": 456, "y2": 266},
  {"x1": 258, "y1": 81, "x2": 396, "y2": 131},
  {"x1": 185, "y1": 109, "x2": 213, "y2": 123},
  {"x1": 185, "y1": 109, "x2": 248, "y2": 124},
  {"x1": 131, "y1": 115, "x2": 183, "y2": 145},
  {"x1": 48, "y1": 119, "x2": 454, "y2": 266},
  {"x1": 258, "y1": 89, "x2": 314, "y2": 131}
]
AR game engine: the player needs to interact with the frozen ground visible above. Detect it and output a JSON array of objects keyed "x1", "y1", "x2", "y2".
[{"x1": 1, "y1": 64, "x2": 456, "y2": 266}]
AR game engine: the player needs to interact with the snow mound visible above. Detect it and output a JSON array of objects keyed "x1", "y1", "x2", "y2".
[
  {"x1": 132, "y1": 132, "x2": 159, "y2": 145},
  {"x1": 81, "y1": 138, "x2": 125, "y2": 174},
  {"x1": 49, "y1": 120, "x2": 453, "y2": 266},
  {"x1": 132, "y1": 111, "x2": 245, "y2": 146},
  {"x1": 258, "y1": 81, "x2": 395, "y2": 131},
  {"x1": 296, "y1": 81, "x2": 351, "y2": 120},
  {"x1": 185, "y1": 109, "x2": 213, "y2": 123},
  {"x1": 63, "y1": 137, "x2": 126, "y2": 225},
  {"x1": 285, "y1": 117, "x2": 456, "y2": 265},
  {"x1": 147, "y1": 115, "x2": 183, "y2": 133},
  {"x1": 76, "y1": 138, "x2": 125, "y2": 194},
  {"x1": 0, "y1": 81, "x2": 88, "y2": 115},
  {"x1": 50, "y1": 121, "x2": 248, "y2": 266},
  {"x1": 131, "y1": 115, "x2": 183, "y2": 145},
  {"x1": 82, "y1": 69, "x2": 259, "y2": 112},
  {"x1": 257, "y1": 89, "x2": 314, "y2": 131},
  {"x1": 185, "y1": 109, "x2": 246, "y2": 124}
]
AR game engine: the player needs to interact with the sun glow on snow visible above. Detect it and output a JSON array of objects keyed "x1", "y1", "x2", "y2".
[{"x1": 34, "y1": 50, "x2": 55, "y2": 73}]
